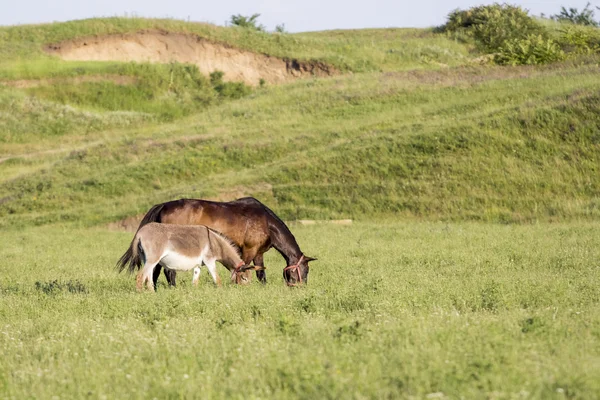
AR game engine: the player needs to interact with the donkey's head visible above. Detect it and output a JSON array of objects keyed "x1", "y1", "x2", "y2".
[
  {"x1": 231, "y1": 264, "x2": 265, "y2": 285},
  {"x1": 283, "y1": 255, "x2": 317, "y2": 286}
]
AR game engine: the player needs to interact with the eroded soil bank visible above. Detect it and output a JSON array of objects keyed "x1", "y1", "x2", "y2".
[{"x1": 45, "y1": 30, "x2": 337, "y2": 85}]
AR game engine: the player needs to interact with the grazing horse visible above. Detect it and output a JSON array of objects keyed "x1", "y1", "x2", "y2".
[
  {"x1": 117, "y1": 197, "x2": 316, "y2": 286},
  {"x1": 119, "y1": 222, "x2": 263, "y2": 291}
]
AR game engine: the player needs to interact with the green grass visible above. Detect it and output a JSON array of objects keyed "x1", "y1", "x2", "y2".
[{"x1": 1, "y1": 222, "x2": 599, "y2": 398}]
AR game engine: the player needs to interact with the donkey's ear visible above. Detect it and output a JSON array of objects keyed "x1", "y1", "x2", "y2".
[{"x1": 304, "y1": 256, "x2": 318, "y2": 262}]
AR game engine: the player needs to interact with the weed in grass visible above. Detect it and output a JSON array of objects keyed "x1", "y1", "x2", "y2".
[{"x1": 34, "y1": 279, "x2": 87, "y2": 294}]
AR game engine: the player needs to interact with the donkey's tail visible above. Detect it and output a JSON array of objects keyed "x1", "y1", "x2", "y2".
[
  {"x1": 115, "y1": 203, "x2": 164, "y2": 273},
  {"x1": 116, "y1": 234, "x2": 143, "y2": 274}
]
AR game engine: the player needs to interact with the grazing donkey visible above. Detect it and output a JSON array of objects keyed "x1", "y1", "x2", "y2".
[{"x1": 120, "y1": 222, "x2": 263, "y2": 291}]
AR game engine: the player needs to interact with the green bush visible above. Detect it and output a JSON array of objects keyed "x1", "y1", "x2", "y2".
[
  {"x1": 495, "y1": 34, "x2": 565, "y2": 65},
  {"x1": 557, "y1": 25, "x2": 600, "y2": 55},
  {"x1": 443, "y1": 3, "x2": 545, "y2": 52},
  {"x1": 209, "y1": 70, "x2": 252, "y2": 99}
]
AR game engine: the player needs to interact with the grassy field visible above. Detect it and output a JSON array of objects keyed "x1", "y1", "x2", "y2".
[
  {"x1": 1, "y1": 222, "x2": 599, "y2": 398},
  {"x1": 1, "y1": 14, "x2": 600, "y2": 399}
]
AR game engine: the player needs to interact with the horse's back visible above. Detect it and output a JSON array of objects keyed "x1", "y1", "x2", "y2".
[{"x1": 157, "y1": 198, "x2": 268, "y2": 247}]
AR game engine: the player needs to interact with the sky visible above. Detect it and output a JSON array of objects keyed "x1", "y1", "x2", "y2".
[{"x1": 1, "y1": 1, "x2": 597, "y2": 32}]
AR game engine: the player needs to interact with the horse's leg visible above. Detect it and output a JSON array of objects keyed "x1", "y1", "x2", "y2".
[
  {"x1": 192, "y1": 266, "x2": 201, "y2": 286},
  {"x1": 204, "y1": 259, "x2": 222, "y2": 287},
  {"x1": 164, "y1": 269, "x2": 177, "y2": 287},
  {"x1": 240, "y1": 247, "x2": 259, "y2": 284},
  {"x1": 253, "y1": 253, "x2": 267, "y2": 284}
]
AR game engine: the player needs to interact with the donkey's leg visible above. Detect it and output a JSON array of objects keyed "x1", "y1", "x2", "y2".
[
  {"x1": 144, "y1": 262, "x2": 159, "y2": 291},
  {"x1": 205, "y1": 259, "x2": 222, "y2": 287},
  {"x1": 253, "y1": 252, "x2": 267, "y2": 284},
  {"x1": 192, "y1": 266, "x2": 201, "y2": 286},
  {"x1": 137, "y1": 260, "x2": 159, "y2": 292}
]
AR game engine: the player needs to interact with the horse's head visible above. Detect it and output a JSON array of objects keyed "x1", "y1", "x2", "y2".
[
  {"x1": 283, "y1": 255, "x2": 317, "y2": 286},
  {"x1": 231, "y1": 264, "x2": 265, "y2": 285}
]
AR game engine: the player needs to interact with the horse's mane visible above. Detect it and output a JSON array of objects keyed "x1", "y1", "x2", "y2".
[{"x1": 236, "y1": 197, "x2": 295, "y2": 237}]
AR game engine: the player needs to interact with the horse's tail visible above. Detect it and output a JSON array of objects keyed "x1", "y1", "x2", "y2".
[{"x1": 115, "y1": 203, "x2": 164, "y2": 273}]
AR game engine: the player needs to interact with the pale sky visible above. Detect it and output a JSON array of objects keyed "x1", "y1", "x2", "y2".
[{"x1": 1, "y1": 1, "x2": 597, "y2": 32}]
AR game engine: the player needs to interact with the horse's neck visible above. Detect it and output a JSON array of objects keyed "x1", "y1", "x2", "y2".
[{"x1": 270, "y1": 223, "x2": 302, "y2": 264}]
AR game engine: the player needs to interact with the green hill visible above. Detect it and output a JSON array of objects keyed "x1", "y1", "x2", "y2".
[{"x1": 1, "y1": 17, "x2": 599, "y2": 227}]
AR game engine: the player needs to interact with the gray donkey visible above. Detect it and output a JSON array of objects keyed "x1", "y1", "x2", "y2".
[{"x1": 124, "y1": 222, "x2": 264, "y2": 291}]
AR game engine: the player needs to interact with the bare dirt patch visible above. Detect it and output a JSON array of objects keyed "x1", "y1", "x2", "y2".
[{"x1": 45, "y1": 30, "x2": 337, "y2": 86}]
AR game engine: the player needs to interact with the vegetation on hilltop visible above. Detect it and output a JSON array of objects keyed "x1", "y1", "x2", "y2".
[
  {"x1": 0, "y1": 17, "x2": 469, "y2": 73},
  {"x1": 441, "y1": 3, "x2": 600, "y2": 65}
]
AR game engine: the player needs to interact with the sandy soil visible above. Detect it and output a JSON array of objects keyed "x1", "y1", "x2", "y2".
[{"x1": 45, "y1": 30, "x2": 336, "y2": 86}]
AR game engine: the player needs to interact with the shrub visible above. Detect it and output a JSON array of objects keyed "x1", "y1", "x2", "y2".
[
  {"x1": 230, "y1": 13, "x2": 265, "y2": 31},
  {"x1": 209, "y1": 70, "x2": 252, "y2": 99},
  {"x1": 443, "y1": 3, "x2": 545, "y2": 52},
  {"x1": 557, "y1": 25, "x2": 600, "y2": 55},
  {"x1": 495, "y1": 34, "x2": 565, "y2": 65},
  {"x1": 552, "y1": 2, "x2": 599, "y2": 26}
]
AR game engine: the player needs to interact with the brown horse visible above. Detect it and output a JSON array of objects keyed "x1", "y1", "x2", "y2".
[{"x1": 117, "y1": 197, "x2": 316, "y2": 286}]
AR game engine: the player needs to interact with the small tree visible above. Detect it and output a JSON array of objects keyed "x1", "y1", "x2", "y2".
[
  {"x1": 275, "y1": 23, "x2": 287, "y2": 33},
  {"x1": 552, "y1": 2, "x2": 599, "y2": 26},
  {"x1": 229, "y1": 13, "x2": 265, "y2": 31}
]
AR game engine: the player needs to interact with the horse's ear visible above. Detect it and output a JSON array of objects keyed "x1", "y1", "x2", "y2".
[{"x1": 304, "y1": 256, "x2": 317, "y2": 262}]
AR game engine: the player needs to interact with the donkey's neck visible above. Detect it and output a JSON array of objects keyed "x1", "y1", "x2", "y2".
[
  {"x1": 209, "y1": 229, "x2": 242, "y2": 269},
  {"x1": 219, "y1": 246, "x2": 241, "y2": 269}
]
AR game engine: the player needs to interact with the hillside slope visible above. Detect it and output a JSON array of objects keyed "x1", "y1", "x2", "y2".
[{"x1": 1, "y1": 18, "x2": 599, "y2": 227}]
